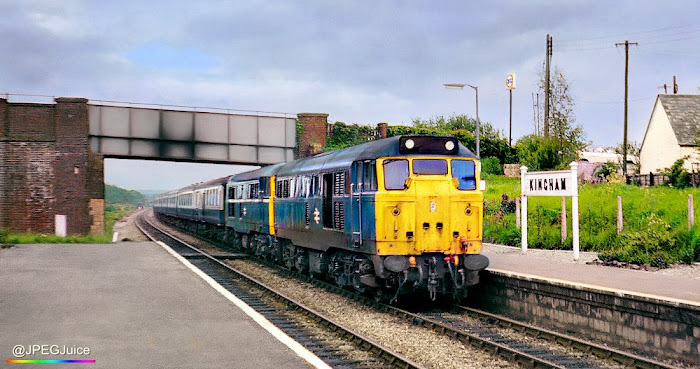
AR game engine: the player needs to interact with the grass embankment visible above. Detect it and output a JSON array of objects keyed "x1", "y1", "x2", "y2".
[
  {"x1": 0, "y1": 204, "x2": 134, "y2": 244},
  {"x1": 483, "y1": 175, "x2": 700, "y2": 266},
  {"x1": 0, "y1": 185, "x2": 145, "y2": 245}
]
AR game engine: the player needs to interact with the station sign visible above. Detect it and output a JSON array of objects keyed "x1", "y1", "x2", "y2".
[
  {"x1": 523, "y1": 170, "x2": 573, "y2": 197},
  {"x1": 520, "y1": 163, "x2": 580, "y2": 260},
  {"x1": 506, "y1": 73, "x2": 516, "y2": 90}
]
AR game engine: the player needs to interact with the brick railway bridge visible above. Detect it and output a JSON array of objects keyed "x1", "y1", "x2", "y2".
[{"x1": 0, "y1": 97, "x2": 330, "y2": 235}]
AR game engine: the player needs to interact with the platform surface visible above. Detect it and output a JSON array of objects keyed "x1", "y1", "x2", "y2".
[
  {"x1": 0, "y1": 242, "x2": 317, "y2": 368},
  {"x1": 482, "y1": 243, "x2": 700, "y2": 304}
]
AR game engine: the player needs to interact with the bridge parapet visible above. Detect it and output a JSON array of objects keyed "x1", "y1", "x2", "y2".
[{"x1": 88, "y1": 104, "x2": 296, "y2": 165}]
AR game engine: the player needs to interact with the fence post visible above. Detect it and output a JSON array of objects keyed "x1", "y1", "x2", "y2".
[
  {"x1": 692, "y1": 171, "x2": 696, "y2": 187},
  {"x1": 515, "y1": 197, "x2": 521, "y2": 228},
  {"x1": 617, "y1": 196, "x2": 623, "y2": 234},
  {"x1": 689, "y1": 194, "x2": 695, "y2": 230},
  {"x1": 561, "y1": 196, "x2": 567, "y2": 243}
]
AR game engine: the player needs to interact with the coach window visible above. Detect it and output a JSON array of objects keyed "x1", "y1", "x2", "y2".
[
  {"x1": 383, "y1": 159, "x2": 409, "y2": 190},
  {"x1": 451, "y1": 160, "x2": 477, "y2": 190}
]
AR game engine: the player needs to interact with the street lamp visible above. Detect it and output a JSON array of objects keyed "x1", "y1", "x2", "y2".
[{"x1": 444, "y1": 83, "x2": 480, "y2": 158}]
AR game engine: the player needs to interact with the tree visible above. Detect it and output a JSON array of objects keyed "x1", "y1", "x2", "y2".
[
  {"x1": 409, "y1": 114, "x2": 516, "y2": 164},
  {"x1": 320, "y1": 114, "x2": 516, "y2": 165},
  {"x1": 514, "y1": 135, "x2": 561, "y2": 170},
  {"x1": 531, "y1": 66, "x2": 587, "y2": 169},
  {"x1": 612, "y1": 141, "x2": 640, "y2": 174},
  {"x1": 324, "y1": 122, "x2": 376, "y2": 151}
]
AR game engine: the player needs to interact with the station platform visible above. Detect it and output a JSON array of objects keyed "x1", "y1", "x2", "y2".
[
  {"x1": 0, "y1": 242, "x2": 324, "y2": 368},
  {"x1": 482, "y1": 243, "x2": 700, "y2": 305}
]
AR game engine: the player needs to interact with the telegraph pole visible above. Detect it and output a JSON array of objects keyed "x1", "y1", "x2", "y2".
[
  {"x1": 544, "y1": 34, "x2": 552, "y2": 137},
  {"x1": 615, "y1": 40, "x2": 638, "y2": 176}
]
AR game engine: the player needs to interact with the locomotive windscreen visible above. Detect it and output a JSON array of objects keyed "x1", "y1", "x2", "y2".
[{"x1": 398, "y1": 136, "x2": 459, "y2": 155}]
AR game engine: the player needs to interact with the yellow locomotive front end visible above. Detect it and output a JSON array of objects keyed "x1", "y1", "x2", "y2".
[{"x1": 374, "y1": 136, "x2": 488, "y2": 300}]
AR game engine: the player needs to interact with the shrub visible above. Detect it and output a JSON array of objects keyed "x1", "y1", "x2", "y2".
[
  {"x1": 595, "y1": 162, "x2": 619, "y2": 183},
  {"x1": 600, "y1": 215, "x2": 675, "y2": 266},
  {"x1": 664, "y1": 158, "x2": 691, "y2": 188},
  {"x1": 481, "y1": 157, "x2": 503, "y2": 175},
  {"x1": 675, "y1": 228, "x2": 700, "y2": 264},
  {"x1": 515, "y1": 135, "x2": 561, "y2": 170}
]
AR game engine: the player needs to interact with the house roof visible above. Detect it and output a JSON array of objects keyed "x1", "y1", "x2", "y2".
[{"x1": 659, "y1": 95, "x2": 700, "y2": 146}]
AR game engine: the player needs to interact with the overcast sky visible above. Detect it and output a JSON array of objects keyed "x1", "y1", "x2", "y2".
[{"x1": 2, "y1": 1, "x2": 699, "y2": 191}]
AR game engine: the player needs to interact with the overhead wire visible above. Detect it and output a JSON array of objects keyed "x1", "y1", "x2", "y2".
[{"x1": 557, "y1": 25, "x2": 700, "y2": 53}]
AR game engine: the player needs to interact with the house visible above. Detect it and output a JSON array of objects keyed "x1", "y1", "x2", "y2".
[{"x1": 639, "y1": 94, "x2": 700, "y2": 174}]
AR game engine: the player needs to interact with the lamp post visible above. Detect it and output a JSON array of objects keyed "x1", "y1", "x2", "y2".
[{"x1": 444, "y1": 83, "x2": 480, "y2": 158}]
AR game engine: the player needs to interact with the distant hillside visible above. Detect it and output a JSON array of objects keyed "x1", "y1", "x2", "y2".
[
  {"x1": 137, "y1": 190, "x2": 165, "y2": 198},
  {"x1": 105, "y1": 184, "x2": 145, "y2": 206}
]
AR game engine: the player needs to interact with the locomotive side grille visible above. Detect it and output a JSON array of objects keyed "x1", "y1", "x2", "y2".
[
  {"x1": 333, "y1": 172, "x2": 346, "y2": 196},
  {"x1": 333, "y1": 201, "x2": 345, "y2": 230}
]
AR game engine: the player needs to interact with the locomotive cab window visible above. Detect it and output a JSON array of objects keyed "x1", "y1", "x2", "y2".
[
  {"x1": 413, "y1": 159, "x2": 447, "y2": 175},
  {"x1": 363, "y1": 160, "x2": 377, "y2": 191},
  {"x1": 451, "y1": 160, "x2": 477, "y2": 190},
  {"x1": 383, "y1": 159, "x2": 409, "y2": 190}
]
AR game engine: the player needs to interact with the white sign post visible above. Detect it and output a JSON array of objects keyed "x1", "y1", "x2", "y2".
[
  {"x1": 55, "y1": 215, "x2": 67, "y2": 237},
  {"x1": 520, "y1": 162, "x2": 579, "y2": 260}
]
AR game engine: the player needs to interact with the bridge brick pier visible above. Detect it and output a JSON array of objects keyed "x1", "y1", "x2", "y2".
[
  {"x1": 0, "y1": 96, "x2": 327, "y2": 236},
  {"x1": 0, "y1": 97, "x2": 103, "y2": 235}
]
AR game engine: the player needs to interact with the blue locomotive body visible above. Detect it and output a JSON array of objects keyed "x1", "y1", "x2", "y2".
[{"x1": 154, "y1": 135, "x2": 488, "y2": 300}]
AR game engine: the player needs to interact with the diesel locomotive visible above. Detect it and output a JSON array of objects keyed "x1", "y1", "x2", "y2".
[{"x1": 153, "y1": 135, "x2": 489, "y2": 301}]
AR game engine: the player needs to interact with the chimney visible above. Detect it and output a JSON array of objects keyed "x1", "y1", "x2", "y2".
[
  {"x1": 296, "y1": 113, "x2": 329, "y2": 158},
  {"x1": 378, "y1": 122, "x2": 387, "y2": 139}
]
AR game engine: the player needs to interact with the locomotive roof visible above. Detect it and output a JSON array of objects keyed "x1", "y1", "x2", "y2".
[
  {"x1": 276, "y1": 135, "x2": 476, "y2": 176},
  {"x1": 230, "y1": 163, "x2": 285, "y2": 182},
  {"x1": 230, "y1": 135, "x2": 475, "y2": 181},
  {"x1": 193, "y1": 176, "x2": 231, "y2": 189}
]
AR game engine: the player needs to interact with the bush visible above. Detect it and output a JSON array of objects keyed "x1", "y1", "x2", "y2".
[
  {"x1": 600, "y1": 215, "x2": 675, "y2": 266},
  {"x1": 664, "y1": 158, "x2": 691, "y2": 188},
  {"x1": 595, "y1": 162, "x2": 619, "y2": 183},
  {"x1": 515, "y1": 135, "x2": 561, "y2": 170},
  {"x1": 481, "y1": 157, "x2": 502, "y2": 175},
  {"x1": 675, "y1": 228, "x2": 700, "y2": 264}
]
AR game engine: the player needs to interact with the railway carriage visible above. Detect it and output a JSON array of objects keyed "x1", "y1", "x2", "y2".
[
  {"x1": 155, "y1": 135, "x2": 489, "y2": 301},
  {"x1": 175, "y1": 185, "x2": 196, "y2": 220},
  {"x1": 193, "y1": 177, "x2": 229, "y2": 226},
  {"x1": 153, "y1": 190, "x2": 178, "y2": 217}
]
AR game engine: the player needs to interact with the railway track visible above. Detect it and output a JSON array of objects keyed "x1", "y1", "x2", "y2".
[
  {"x1": 135, "y1": 213, "x2": 421, "y2": 369},
  {"x1": 411, "y1": 307, "x2": 678, "y2": 369},
  {"x1": 146, "y1": 213, "x2": 681, "y2": 369},
  {"x1": 433, "y1": 305, "x2": 678, "y2": 369}
]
